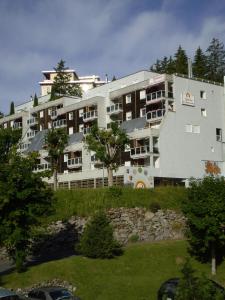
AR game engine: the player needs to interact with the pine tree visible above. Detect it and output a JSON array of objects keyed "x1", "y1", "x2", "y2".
[
  {"x1": 192, "y1": 47, "x2": 208, "y2": 79},
  {"x1": 174, "y1": 45, "x2": 188, "y2": 75},
  {"x1": 9, "y1": 101, "x2": 15, "y2": 115},
  {"x1": 150, "y1": 59, "x2": 162, "y2": 73},
  {"x1": 206, "y1": 38, "x2": 225, "y2": 82},
  {"x1": 33, "y1": 94, "x2": 38, "y2": 107},
  {"x1": 50, "y1": 60, "x2": 82, "y2": 100},
  {"x1": 112, "y1": 75, "x2": 116, "y2": 81},
  {"x1": 165, "y1": 56, "x2": 176, "y2": 74}
]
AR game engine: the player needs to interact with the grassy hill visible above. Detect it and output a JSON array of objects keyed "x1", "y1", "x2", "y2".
[
  {"x1": 45, "y1": 186, "x2": 187, "y2": 223},
  {"x1": 2, "y1": 240, "x2": 224, "y2": 300}
]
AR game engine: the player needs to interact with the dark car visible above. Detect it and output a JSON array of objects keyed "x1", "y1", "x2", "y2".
[
  {"x1": 28, "y1": 287, "x2": 80, "y2": 300},
  {"x1": 157, "y1": 278, "x2": 225, "y2": 300},
  {"x1": 0, "y1": 288, "x2": 22, "y2": 300}
]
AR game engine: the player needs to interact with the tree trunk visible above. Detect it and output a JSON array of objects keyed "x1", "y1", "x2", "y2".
[
  {"x1": 107, "y1": 168, "x2": 113, "y2": 187},
  {"x1": 211, "y1": 242, "x2": 216, "y2": 275},
  {"x1": 53, "y1": 167, "x2": 58, "y2": 191}
]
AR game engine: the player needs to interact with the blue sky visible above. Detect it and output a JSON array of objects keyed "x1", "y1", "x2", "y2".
[{"x1": 1, "y1": 0, "x2": 225, "y2": 113}]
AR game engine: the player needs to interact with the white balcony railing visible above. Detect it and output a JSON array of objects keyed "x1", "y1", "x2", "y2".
[
  {"x1": 146, "y1": 109, "x2": 165, "y2": 122},
  {"x1": 27, "y1": 117, "x2": 38, "y2": 126},
  {"x1": 27, "y1": 130, "x2": 37, "y2": 139},
  {"x1": 18, "y1": 143, "x2": 30, "y2": 152},
  {"x1": 83, "y1": 110, "x2": 98, "y2": 122},
  {"x1": 130, "y1": 146, "x2": 150, "y2": 158},
  {"x1": 33, "y1": 163, "x2": 51, "y2": 172},
  {"x1": 13, "y1": 122, "x2": 22, "y2": 129},
  {"x1": 106, "y1": 103, "x2": 123, "y2": 115},
  {"x1": 67, "y1": 157, "x2": 82, "y2": 168},
  {"x1": 53, "y1": 119, "x2": 67, "y2": 128},
  {"x1": 146, "y1": 90, "x2": 173, "y2": 104}
]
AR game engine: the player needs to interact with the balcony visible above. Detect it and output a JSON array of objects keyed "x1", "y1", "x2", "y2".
[
  {"x1": 106, "y1": 103, "x2": 123, "y2": 115},
  {"x1": 130, "y1": 146, "x2": 150, "y2": 159},
  {"x1": 91, "y1": 155, "x2": 103, "y2": 167},
  {"x1": 67, "y1": 157, "x2": 82, "y2": 169},
  {"x1": 27, "y1": 117, "x2": 38, "y2": 126},
  {"x1": 83, "y1": 110, "x2": 98, "y2": 122},
  {"x1": 33, "y1": 163, "x2": 51, "y2": 172},
  {"x1": 83, "y1": 127, "x2": 91, "y2": 135},
  {"x1": 52, "y1": 119, "x2": 67, "y2": 128},
  {"x1": 146, "y1": 109, "x2": 165, "y2": 122},
  {"x1": 27, "y1": 130, "x2": 37, "y2": 139},
  {"x1": 13, "y1": 122, "x2": 22, "y2": 129},
  {"x1": 50, "y1": 110, "x2": 58, "y2": 120},
  {"x1": 146, "y1": 90, "x2": 173, "y2": 105}
]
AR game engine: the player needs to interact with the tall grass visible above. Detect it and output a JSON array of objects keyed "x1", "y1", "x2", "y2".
[{"x1": 45, "y1": 186, "x2": 187, "y2": 223}]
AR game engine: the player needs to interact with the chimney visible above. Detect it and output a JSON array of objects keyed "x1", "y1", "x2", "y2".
[{"x1": 188, "y1": 58, "x2": 193, "y2": 78}]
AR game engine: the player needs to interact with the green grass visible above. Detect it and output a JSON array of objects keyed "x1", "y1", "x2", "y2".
[
  {"x1": 2, "y1": 240, "x2": 224, "y2": 300},
  {"x1": 45, "y1": 186, "x2": 187, "y2": 222}
]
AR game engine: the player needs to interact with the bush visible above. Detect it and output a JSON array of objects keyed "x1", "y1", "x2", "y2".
[
  {"x1": 149, "y1": 201, "x2": 161, "y2": 213},
  {"x1": 78, "y1": 211, "x2": 123, "y2": 258},
  {"x1": 107, "y1": 186, "x2": 123, "y2": 199}
]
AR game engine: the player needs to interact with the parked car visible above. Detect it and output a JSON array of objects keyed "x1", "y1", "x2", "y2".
[
  {"x1": 28, "y1": 287, "x2": 80, "y2": 300},
  {"x1": 0, "y1": 288, "x2": 21, "y2": 300},
  {"x1": 157, "y1": 277, "x2": 225, "y2": 300}
]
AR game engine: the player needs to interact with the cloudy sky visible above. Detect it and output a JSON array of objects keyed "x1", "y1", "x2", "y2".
[{"x1": 1, "y1": 0, "x2": 225, "y2": 113}]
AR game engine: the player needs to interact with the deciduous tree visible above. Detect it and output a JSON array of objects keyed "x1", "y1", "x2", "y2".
[{"x1": 85, "y1": 123, "x2": 129, "y2": 187}]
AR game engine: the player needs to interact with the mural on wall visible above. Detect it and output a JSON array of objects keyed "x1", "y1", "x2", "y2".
[
  {"x1": 124, "y1": 167, "x2": 154, "y2": 188},
  {"x1": 205, "y1": 161, "x2": 221, "y2": 175}
]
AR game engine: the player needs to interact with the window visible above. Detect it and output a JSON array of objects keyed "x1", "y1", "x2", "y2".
[
  {"x1": 79, "y1": 124, "x2": 84, "y2": 132},
  {"x1": 69, "y1": 112, "x2": 73, "y2": 120},
  {"x1": 48, "y1": 109, "x2": 51, "y2": 116},
  {"x1": 40, "y1": 110, "x2": 44, "y2": 118},
  {"x1": 3, "y1": 123, "x2": 7, "y2": 129},
  {"x1": 140, "y1": 90, "x2": 146, "y2": 100},
  {"x1": 185, "y1": 124, "x2": 192, "y2": 133},
  {"x1": 200, "y1": 90, "x2": 206, "y2": 99},
  {"x1": 10, "y1": 120, "x2": 14, "y2": 127},
  {"x1": 216, "y1": 128, "x2": 222, "y2": 141},
  {"x1": 79, "y1": 109, "x2": 84, "y2": 118},
  {"x1": 69, "y1": 127, "x2": 74, "y2": 135},
  {"x1": 64, "y1": 154, "x2": 68, "y2": 162},
  {"x1": 126, "y1": 111, "x2": 132, "y2": 121},
  {"x1": 40, "y1": 124, "x2": 43, "y2": 131},
  {"x1": 48, "y1": 122, "x2": 52, "y2": 129},
  {"x1": 126, "y1": 94, "x2": 131, "y2": 104},
  {"x1": 193, "y1": 125, "x2": 200, "y2": 134},
  {"x1": 140, "y1": 108, "x2": 146, "y2": 117},
  {"x1": 201, "y1": 108, "x2": 207, "y2": 117}
]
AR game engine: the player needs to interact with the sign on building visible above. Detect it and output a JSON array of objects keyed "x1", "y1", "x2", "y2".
[{"x1": 181, "y1": 92, "x2": 195, "y2": 106}]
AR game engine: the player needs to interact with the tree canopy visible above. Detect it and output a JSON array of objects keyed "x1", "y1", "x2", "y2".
[
  {"x1": 182, "y1": 176, "x2": 225, "y2": 275},
  {"x1": 85, "y1": 122, "x2": 129, "y2": 186},
  {"x1": 50, "y1": 60, "x2": 82, "y2": 100}
]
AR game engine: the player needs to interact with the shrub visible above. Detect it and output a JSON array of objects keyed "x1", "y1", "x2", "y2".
[
  {"x1": 107, "y1": 186, "x2": 123, "y2": 199},
  {"x1": 78, "y1": 211, "x2": 123, "y2": 258},
  {"x1": 149, "y1": 201, "x2": 161, "y2": 213},
  {"x1": 128, "y1": 234, "x2": 139, "y2": 243}
]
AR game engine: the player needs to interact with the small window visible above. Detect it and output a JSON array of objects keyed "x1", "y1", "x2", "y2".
[
  {"x1": 64, "y1": 154, "x2": 68, "y2": 162},
  {"x1": 40, "y1": 110, "x2": 44, "y2": 118},
  {"x1": 48, "y1": 109, "x2": 51, "y2": 116},
  {"x1": 193, "y1": 125, "x2": 200, "y2": 134},
  {"x1": 40, "y1": 124, "x2": 43, "y2": 131},
  {"x1": 3, "y1": 123, "x2": 7, "y2": 128},
  {"x1": 79, "y1": 124, "x2": 84, "y2": 132},
  {"x1": 201, "y1": 108, "x2": 207, "y2": 117},
  {"x1": 10, "y1": 120, "x2": 14, "y2": 127},
  {"x1": 200, "y1": 91, "x2": 206, "y2": 99},
  {"x1": 48, "y1": 122, "x2": 51, "y2": 129},
  {"x1": 79, "y1": 109, "x2": 84, "y2": 118},
  {"x1": 185, "y1": 124, "x2": 192, "y2": 133},
  {"x1": 69, "y1": 127, "x2": 74, "y2": 135},
  {"x1": 216, "y1": 128, "x2": 222, "y2": 141},
  {"x1": 126, "y1": 94, "x2": 131, "y2": 104},
  {"x1": 69, "y1": 112, "x2": 73, "y2": 120},
  {"x1": 140, "y1": 90, "x2": 146, "y2": 100},
  {"x1": 126, "y1": 111, "x2": 132, "y2": 121},
  {"x1": 140, "y1": 108, "x2": 146, "y2": 117}
]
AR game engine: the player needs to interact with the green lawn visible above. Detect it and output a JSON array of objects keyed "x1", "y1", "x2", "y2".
[
  {"x1": 2, "y1": 240, "x2": 225, "y2": 300},
  {"x1": 45, "y1": 186, "x2": 186, "y2": 223}
]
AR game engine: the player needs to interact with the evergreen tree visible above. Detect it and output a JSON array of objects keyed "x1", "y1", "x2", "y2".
[
  {"x1": 150, "y1": 59, "x2": 162, "y2": 73},
  {"x1": 0, "y1": 111, "x2": 4, "y2": 119},
  {"x1": 192, "y1": 47, "x2": 208, "y2": 79},
  {"x1": 165, "y1": 56, "x2": 176, "y2": 74},
  {"x1": 112, "y1": 75, "x2": 117, "y2": 81},
  {"x1": 33, "y1": 94, "x2": 38, "y2": 107},
  {"x1": 9, "y1": 101, "x2": 15, "y2": 115},
  {"x1": 50, "y1": 60, "x2": 82, "y2": 100},
  {"x1": 174, "y1": 45, "x2": 188, "y2": 75},
  {"x1": 206, "y1": 38, "x2": 225, "y2": 82}
]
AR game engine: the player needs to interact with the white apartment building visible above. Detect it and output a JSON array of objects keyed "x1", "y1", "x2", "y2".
[{"x1": 1, "y1": 69, "x2": 224, "y2": 188}]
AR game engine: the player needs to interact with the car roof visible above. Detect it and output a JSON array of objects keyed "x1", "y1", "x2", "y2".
[{"x1": 0, "y1": 288, "x2": 17, "y2": 298}]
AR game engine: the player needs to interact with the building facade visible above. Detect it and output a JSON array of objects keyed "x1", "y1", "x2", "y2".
[{"x1": 1, "y1": 70, "x2": 224, "y2": 188}]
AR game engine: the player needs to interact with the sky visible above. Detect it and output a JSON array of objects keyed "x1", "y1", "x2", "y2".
[{"x1": 0, "y1": 0, "x2": 225, "y2": 114}]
